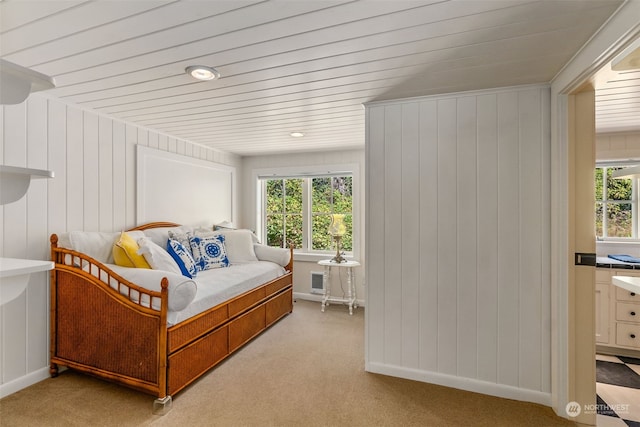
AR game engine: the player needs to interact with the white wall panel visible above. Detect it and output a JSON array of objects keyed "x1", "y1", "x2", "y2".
[
  {"x1": 83, "y1": 111, "x2": 99, "y2": 231},
  {"x1": 418, "y1": 100, "x2": 438, "y2": 372},
  {"x1": 436, "y1": 98, "x2": 458, "y2": 376},
  {"x1": 366, "y1": 107, "x2": 385, "y2": 366},
  {"x1": 384, "y1": 104, "x2": 403, "y2": 366},
  {"x1": 456, "y1": 96, "x2": 477, "y2": 380},
  {"x1": 365, "y1": 85, "x2": 551, "y2": 403},
  {"x1": 496, "y1": 91, "x2": 520, "y2": 388},
  {"x1": 99, "y1": 116, "x2": 113, "y2": 233},
  {"x1": 476, "y1": 94, "x2": 499, "y2": 383},
  {"x1": 400, "y1": 103, "x2": 420, "y2": 369},
  {"x1": 0, "y1": 93, "x2": 241, "y2": 397}
]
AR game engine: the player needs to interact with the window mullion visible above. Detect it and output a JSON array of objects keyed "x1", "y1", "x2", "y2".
[
  {"x1": 634, "y1": 178, "x2": 638, "y2": 239},
  {"x1": 302, "y1": 178, "x2": 311, "y2": 251},
  {"x1": 603, "y1": 167, "x2": 608, "y2": 238}
]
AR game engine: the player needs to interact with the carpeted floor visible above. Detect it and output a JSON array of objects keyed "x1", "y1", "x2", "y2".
[{"x1": 0, "y1": 300, "x2": 575, "y2": 427}]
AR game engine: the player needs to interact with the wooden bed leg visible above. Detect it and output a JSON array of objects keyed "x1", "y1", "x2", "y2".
[
  {"x1": 49, "y1": 363, "x2": 58, "y2": 378},
  {"x1": 153, "y1": 396, "x2": 172, "y2": 415}
]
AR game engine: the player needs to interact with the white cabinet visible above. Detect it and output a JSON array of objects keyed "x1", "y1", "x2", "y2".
[
  {"x1": 595, "y1": 270, "x2": 611, "y2": 345},
  {"x1": 596, "y1": 268, "x2": 640, "y2": 354}
]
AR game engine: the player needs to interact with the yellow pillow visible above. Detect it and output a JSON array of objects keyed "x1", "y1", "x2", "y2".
[{"x1": 113, "y1": 231, "x2": 151, "y2": 269}]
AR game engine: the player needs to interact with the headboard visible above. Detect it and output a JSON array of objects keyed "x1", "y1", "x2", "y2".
[{"x1": 136, "y1": 145, "x2": 235, "y2": 226}]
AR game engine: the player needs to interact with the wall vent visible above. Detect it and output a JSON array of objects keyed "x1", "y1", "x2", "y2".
[{"x1": 310, "y1": 271, "x2": 324, "y2": 294}]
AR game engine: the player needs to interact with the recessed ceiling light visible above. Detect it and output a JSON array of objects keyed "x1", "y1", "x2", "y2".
[
  {"x1": 290, "y1": 132, "x2": 304, "y2": 137},
  {"x1": 185, "y1": 65, "x2": 220, "y2": 81}
]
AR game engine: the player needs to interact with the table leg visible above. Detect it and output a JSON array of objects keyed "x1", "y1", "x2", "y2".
[
  {"x1": 347, "y1": 267, "x2": 354, "y2": 315},
  {"x1": 321, "y1": 265, "x2": 330, "y2": 312}
]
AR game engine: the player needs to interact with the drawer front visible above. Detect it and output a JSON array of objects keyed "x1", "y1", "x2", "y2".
[
  {"x1": 616, "y1": 323, "x2": 640, "y2": 348},
  {"x1": 266, "y1": 288, "x2": 293, "y2": 327},
  {"x1": 615, "y1": 270, "x2": 640, "y2": 277},
  {"x1": 168, "y1": 326, "x2": 229, "y2": 395},
  {"x1": 229, "y1": 304, "x2": 266, "y2": 353},
  {"x1": 616, "y1": 302, "x2": 640, "y2": 323},
  {"x1": 616, "y1": 287, "x2": 640, "y2": 302},
  {"x1": 596, "y1": 269, "x2": 611, "y2": 282}
]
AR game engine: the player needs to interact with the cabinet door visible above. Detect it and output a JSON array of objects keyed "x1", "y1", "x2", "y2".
[{"x1": 595, "y1": 282, "x2": 610, "y2": 344}]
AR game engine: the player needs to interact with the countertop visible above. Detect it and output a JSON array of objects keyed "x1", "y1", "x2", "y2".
[{"x1": 597, "y1": 256, "x2": 640, "y2": 269}]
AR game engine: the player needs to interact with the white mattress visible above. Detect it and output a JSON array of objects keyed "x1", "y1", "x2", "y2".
[{"x1": 168, "y1": 261, "x2": 286, "y2": 326}]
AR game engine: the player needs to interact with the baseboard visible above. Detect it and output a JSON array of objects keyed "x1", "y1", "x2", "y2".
[
  {"x1": 0, "y1": 366, "x2": 50, "y2": 399},
  {"x1": 596, "y1": 345, "x2": 640, "y2": 359},
  {"x1": 365, "y1": 362, "x2": 552, "y2": 407},
  {"x1": 293, "y1": 292, "x2": 365, "y2": 307}
]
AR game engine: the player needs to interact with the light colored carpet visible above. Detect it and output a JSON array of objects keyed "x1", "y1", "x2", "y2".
[{"x1": 0, "y1": 300, "x2": 574, "y2": 426}]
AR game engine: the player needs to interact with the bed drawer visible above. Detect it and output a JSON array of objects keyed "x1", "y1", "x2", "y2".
[
  {"x1": 229, "y1": 304, "x2": 266, "y2": 352},
  {"x1": 266, "y1": 288, "x2": 293, "y2": 327},
  {"x1": 266, "y1": 274, "x2": 292, "y2": 296},
  {"x1": 228, "y1": 286, "x2": 267, "y2": 318},
  {"x1": 168, "y1": 305, "x2": 228, "y2": 353},
  {"x1": 168, "y1": 325, "x2": 229, "y2": 395}
]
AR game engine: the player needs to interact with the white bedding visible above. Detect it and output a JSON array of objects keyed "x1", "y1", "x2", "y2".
[{"x1": 168, "y1": 261, "x2": 285, "y2": 326}]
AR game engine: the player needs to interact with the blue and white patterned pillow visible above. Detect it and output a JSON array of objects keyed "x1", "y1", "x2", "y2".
[
  {"x1": 166, "y1": 239, "x2": 198, "y2": 278},
  {"x1": 189, "y1": 234, "x2": 229, "y2": 271}
]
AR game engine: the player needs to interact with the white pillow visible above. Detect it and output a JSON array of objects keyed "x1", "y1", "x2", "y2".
[
  {"x1": 137, "y1": 236, "x2": 181, "y2": 275},
  {"x1": 143, "y1": 225, "x2": 193, "y2": 250},
  {"x1": 253, "y1": 244, "x2": 291, "y2": 267},
  {"x1": 107, "y1": 264, "x2": 197, "y2": 312},
  {"x1": 211, "y1": 229, "x2": 258, "y2": 264}
]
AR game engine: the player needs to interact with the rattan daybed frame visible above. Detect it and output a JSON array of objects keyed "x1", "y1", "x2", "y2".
[{"x1": 49, "y1": 222, "x2": 293, "y2": 411}]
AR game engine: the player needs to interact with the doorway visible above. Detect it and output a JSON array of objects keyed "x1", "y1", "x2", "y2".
[
  {"x1": 591, "y1": 37, "x2": 640, "y2": 426},
  {"x1": 553, "y1": 11, "x2": 640, "y2": 425}
]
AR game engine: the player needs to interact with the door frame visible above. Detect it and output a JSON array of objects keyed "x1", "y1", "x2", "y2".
[{"x1": 550, "y1": 2, "x2": 640, "y2": 419}]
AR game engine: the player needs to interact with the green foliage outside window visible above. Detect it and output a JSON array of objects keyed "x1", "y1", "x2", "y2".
[
  {"x1": 266, "y1": 179, "x2": 303, "y2": 248},
  {"x1": 595, "y1": 167, "x2": 633, "y2": 238},
  {"x1": 264, "y1": 176, "x2": 353, "y2": 251}
]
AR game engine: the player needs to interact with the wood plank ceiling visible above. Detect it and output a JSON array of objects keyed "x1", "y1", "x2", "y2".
[{"x1": 0, "y1": 0, "x2": 626, "y2": 156}]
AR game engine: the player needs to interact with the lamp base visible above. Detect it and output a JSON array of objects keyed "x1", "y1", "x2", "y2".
[{"x1": 331, "y1": 236, "x2": 346, "y2": 263}]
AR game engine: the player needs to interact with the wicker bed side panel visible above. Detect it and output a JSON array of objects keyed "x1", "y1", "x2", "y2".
[{"x1": 54, "y1": 270, "x2": 161, "y2": 384}]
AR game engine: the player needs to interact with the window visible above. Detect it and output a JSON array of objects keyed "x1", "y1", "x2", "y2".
[
  {"x1": 259, "y1": 173, "x2": 354, "y2": 255},
  {"x1": 595, "y1": 164, "x2": 636, "y2": 239}
]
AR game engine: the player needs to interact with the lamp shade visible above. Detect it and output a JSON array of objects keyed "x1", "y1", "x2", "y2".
[{"x1": 328, "y1": 214, "x2": 346, "y2": 237}]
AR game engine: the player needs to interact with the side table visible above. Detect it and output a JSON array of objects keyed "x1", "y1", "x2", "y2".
[{"x1": 318, "y1": 259, "x2": 360, "y2": 315}]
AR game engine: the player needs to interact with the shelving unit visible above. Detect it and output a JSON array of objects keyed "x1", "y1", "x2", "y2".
[
  {"x1": 0, "y1": 165, "x2": 54, "y2": 205},
  {"x1": 0, "y1": 165, "x2": 55, "y2": 305}
]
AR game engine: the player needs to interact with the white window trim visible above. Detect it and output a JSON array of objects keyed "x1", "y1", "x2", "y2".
[
  {"x1": 596, "y1": 162, "x2": 640, "y2": 241},
  {"x1": 253, "y1": 163, "x2": 360, "y2": 261}
]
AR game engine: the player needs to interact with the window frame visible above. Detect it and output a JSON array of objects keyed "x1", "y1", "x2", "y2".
[
  {"x1": 596, "y1": 161, "x2": 639, "y2": 240},
  {"x1": 254, "y1": 164, "x2": 359, "y2": 262}
]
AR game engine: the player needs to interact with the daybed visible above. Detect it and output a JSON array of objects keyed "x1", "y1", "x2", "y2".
[{"x1": 49, "y1": 222, "x2": 293, "y2": 411}]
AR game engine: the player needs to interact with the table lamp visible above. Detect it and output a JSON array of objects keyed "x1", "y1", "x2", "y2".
[{"x1": 328, "y1": 214, "x2": 347, "y2": 263}]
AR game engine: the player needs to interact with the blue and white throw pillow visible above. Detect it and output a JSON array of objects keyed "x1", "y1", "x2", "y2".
[
  {"x1": 166, "y1": 239, "x2": 198, "y2": 278},
  {"x1": 189, "y1": 234, "x2": 229, "y2": 271}
]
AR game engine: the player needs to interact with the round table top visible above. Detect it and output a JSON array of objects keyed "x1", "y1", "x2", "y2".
[{"x1": 318, "y1": 259, "x2": 360, "y2": 267}]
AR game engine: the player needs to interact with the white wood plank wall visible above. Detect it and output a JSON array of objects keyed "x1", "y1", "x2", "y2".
[
  {"x1": 365, "y1": 85, "x2": 552, "y2": 404},
  {"x1": 596, "y1": 131, "x2": 640, "y2": 161},
  {"x1": 0, "y1": 94, "x2": 240, "y2": 397}
]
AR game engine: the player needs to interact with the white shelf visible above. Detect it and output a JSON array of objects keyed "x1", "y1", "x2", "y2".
[
  {"x1": 0, "y1": 59, "x2": 56, "y2": 105},
  {"x1": 0, "y1": 165, "x2": 54, "y2": 205},
  {"x1": 0, "y1": 258, "x2": 54, "y2": 306}
]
